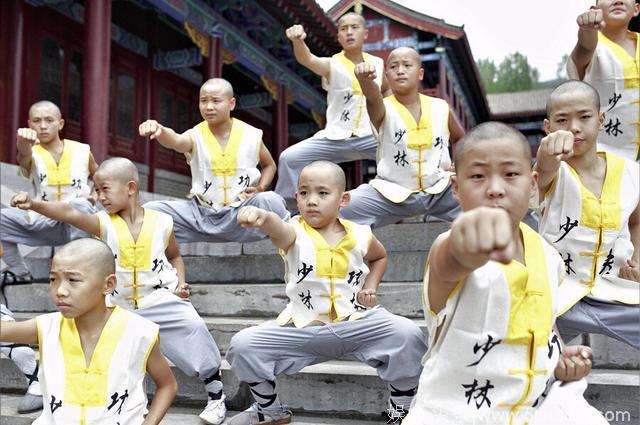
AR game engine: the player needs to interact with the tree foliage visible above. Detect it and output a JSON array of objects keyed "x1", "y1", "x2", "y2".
[{"x1": 477, "y1": 52, "x2": 540, "y2": 94}]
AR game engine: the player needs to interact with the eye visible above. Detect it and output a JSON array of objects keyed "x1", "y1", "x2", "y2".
[
  {"x1": 581, "y1": 114, "x2": 592, "y2": 120},
  {"x1": 470, "y1": 174, "x2": 484, "y2": 180},
  {"x1": 49, "y1": 276, "x2": 56, "y2": 283},
  {"x1": 506, "y1": 171, "x2": 520, "y2": 177},
  {"x1": 299, "y1": 190, "x2": 307, "y2": 196},
  {"x1": 555, "y1": 118, "x2": 567, "y2": 124},
  {"x1": 320, "y1": 191, "x2": 329, "y2": 196}
]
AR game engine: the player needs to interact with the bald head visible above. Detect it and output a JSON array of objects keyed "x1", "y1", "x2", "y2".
[
  {"x1": 95, "y1": 157, "x2": 139, "y2": 184},
  {"x1": 454, "y1": 122, "x2": 531, "y2": 166},
  {"x1": 388, "y1": 47, "x2": 421, "y2": 65},
  {"x1": 29, "y1": 101, "x2": 61, "y2": 119},
  {"x1": 55, "y1": 238, "x2": 116, "y2": 279},
  {"x1": 337, "y1": 12, "x2": 365, "y2": 26},
  {"x1": 201, "y1": 78, "x2": 234, "y2": 98},
  {"x1": 299, "y1": 161, "x2": 346, "y2": 192},
  {"x1": 546, "y1": 80, "x2": 600, "y2": 117}
]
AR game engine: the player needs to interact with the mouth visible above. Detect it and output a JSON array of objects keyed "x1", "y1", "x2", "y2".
[
  {"x1": 573, "y1": 138, "x2": 584, "y2": 145},
  {"x1": 56, "y1": 303, "x2": 71, "y2": 310},
  {"x1": 395, "y1": 77, "x2": 408, "y2": 83}
]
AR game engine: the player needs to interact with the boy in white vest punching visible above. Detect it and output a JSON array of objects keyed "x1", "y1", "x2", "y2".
[
  {"x1": 0, "y1": 238, "x2": 177, "y2": 425},
  {"x1": 567, "y1": 0, "x2": 639, "y2": 161},
  {"x1": 536, "y1": 80, "x2": 639, "y2": 348},
  {"x1": 139, "y1": 78, "x2": 288, "y2": 243},
  {"x1": 403, "y1": 122, "x2": 607, "y2": 425},
  {"x1": 1, "y1": 101, "x2": 97, "y2": 287},
  {"x1": 340, "y1": 47, "x2": 460, "y2": 227},
  {"x1": 10, "y1": 158, "x2": 229, "y2": 424},
  {"x1": 227, "y1": 161, "x2": 427, "y2": 425}
]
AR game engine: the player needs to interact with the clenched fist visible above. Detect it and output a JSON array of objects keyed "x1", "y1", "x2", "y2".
[
  {"x1": 11, "y1": 192, "x2": 33, "y2": 210},
  {"x1": 450, "y1": 207, "x2": 515, "y2": 265},
  {"x1": 354, "y1": 62, "x2": 377, "y2": 82},
  {"x1": 286, "y1": 25, "x2": 306, "y2": 41},
  {"x1": 16, "y1": 128, "x2": 38, "y2": 146},
  {"x1": 357, "y1": 289, "x2": 378, "y2": 308},
  {"x1": 577, "y1": 8, "x2": 605, "y2": 31},
  {"x1": 539, "y1": 130, "x2": 575, "y2": 162},
  {"x1": 237, "y1": 205, "x2": 268, "y2": 228},
  {"x1": 139, "y1": 120, "x2": 164, "y2": 140}
]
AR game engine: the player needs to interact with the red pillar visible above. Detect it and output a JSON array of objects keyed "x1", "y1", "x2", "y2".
[
  {"x1": 204, "y1": 36, "x2": 222, "y2": 79},
  {"x1": 272, "y1": 84, "x2": 288, "y2": 160},
  {"x1": 3, "y1": 0, "x2": 25, "y2": 163},
  {"x1": 82, "y1": 0, "x2": 111, "y2": 163}
]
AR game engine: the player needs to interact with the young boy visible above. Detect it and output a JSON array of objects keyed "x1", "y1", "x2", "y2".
[
  {"x1": 403, "y1": 122, "x2": 606, "y2": 425},
  {"x1": 10, "y1": 157, "x2": 228, "y2": 424},
  {"x1": 340, "y1": 47, "x2": 460, "y2": 227},
  {"x1": 0, "y1": 238, "x2": 177, "y2": 424},
  {"x1": 139, "y1": 78, "x2": 288, "y2": 243},
  {"x1": 227, "y1": 161, "x2": 427, "y2": 424},
  {"x1": 567, "y1": 0, "x2": 639, "y2": 161},
  {"x1": 0, "y1": 101, "x2": 98, "y2": 284},
  {"x1": 536, "y1": 80, "x2": 639, "y2": 348},
  {"x1": 275, "y1": 13, "x2": 388, "y2": 211}
]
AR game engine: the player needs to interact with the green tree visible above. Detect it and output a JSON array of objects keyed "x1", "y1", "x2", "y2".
[
  {"x1": 556, "y1": 53, "x2": 569, "y2": 79},
  {"x1": 477, "y1": 52, "x2": 540, "y2": 94}
]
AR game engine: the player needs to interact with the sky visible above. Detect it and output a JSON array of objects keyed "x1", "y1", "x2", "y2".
[{"x1": 317, "y1": 0, "x2": 595, "y2": 81}]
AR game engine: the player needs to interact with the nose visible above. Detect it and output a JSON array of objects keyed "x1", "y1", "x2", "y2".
[
  {"x1": 569, "y1": 118, "x2": 581, "y2": 135},
  {"x1": 486, "y1": 176, "x2": 506, "y2": 199},
  {"x1": 55, "y1": 281, "x2": 70, "y2": 298},
  {"x1": 307, "y1": 194, "x2": 318, "y2": 206}
]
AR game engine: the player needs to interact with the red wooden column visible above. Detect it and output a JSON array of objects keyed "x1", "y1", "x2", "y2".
[
  {"x1": 272, "y1": 84, "x2": 288, "y2": 161},
  {"x1": 3, "y1": 0, "x2": 25, "y2": 163},
  {"x1": 204, "y1": 36, "x2": 222, "y2": 79},
  {"x1": 82, "y1": 0, "x2": 111, "y2": 162}
]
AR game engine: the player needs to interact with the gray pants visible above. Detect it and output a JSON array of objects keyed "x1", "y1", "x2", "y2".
[
  {"x1": 143, "y1": 192, "x2": 289, "y2": 243},
  {"x1": 0, "y1": 198, "x2": 96, "y2": 275},
  {"x1": 340, "y1": 183, "x2": 460, "y2": 228},
  {"x1": 275, "y1": 134, "x2": 377, "y2": 210},
  {"x1": 556, "y1": 296, "x2": 640, "y2": 349},
  {"x1": 135, "y1": 294, "x2": 221, "y2": 379},
  {"x1": 226, "y1": 308, "x2": 427, "y2": 389}
]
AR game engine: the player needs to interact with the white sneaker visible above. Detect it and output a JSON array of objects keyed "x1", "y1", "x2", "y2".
[
  {"x1": 226, "y1": 403, "x2": 292, "y2": 425},
  {"x1": 198, "y1": 394, "x2": 227, "y2": 424}
]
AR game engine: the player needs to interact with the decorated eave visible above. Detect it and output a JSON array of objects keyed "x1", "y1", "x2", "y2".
[{"x1": 329, "y1": 0, "x2": 490, "y2": 122}]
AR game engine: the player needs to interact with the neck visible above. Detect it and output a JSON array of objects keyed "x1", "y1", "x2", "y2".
[
  {"x1": 601, "y1": 25, "x2": 629, "y2": 43},
  {"x1": 566, "y1": 149, "x2": 602, "y2": 174},
  {"x1": 393, "y1": 90, "x2": 420, "y2": 105},
  {"x1": 42, "y1": 137, "x2": 63, "y2": 151},
  {"x1": 312, "y1": 217, "x2": 343, "y2": 235},
  {"x1": 208, "y1": 118, "x2": 232, "y2": 136},
  {"x1": 343, "y1": 48, "x2": 364, "y2": 63},
  {"x1": 117, "y1": 197, "x2": 143, "y2": 222},
  {"x1": 74, "y1": 302, "x2": 112, "y2": 335}
]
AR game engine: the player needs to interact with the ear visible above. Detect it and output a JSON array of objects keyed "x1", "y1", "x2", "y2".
[
  {"x1": 633, "y1": 2, "x2": 640, "y2": 17},
  {"x1": 58, "y1": 118, "x2": 65, "y2": 131},
  {"x1": 530, "y1": 169, "x2": 540, "y2": 195},
  {"x1": 363, "y1": 28, "x2": 369, "y2": 41},
  {"x1": 103, "y1": 273, "x2": 117, "y2": 295},
  {"x1": 451, "y1": 175, "x2": 460, "y2": 202},
  {"x1": 229, "y1": 97, "x2": 236, "y2": 112},
  {"x1": 339, "y1": 191, "x2": 351, "y2": 208},
  {"x1": 598, "y1": 111, "x2": 605, "y2": 130},
  {"x1": 418, "y1": 67, "x2": 424, "y2": 81},
  {"x1": 543, "y1": 118, "x2": 551, "y2": 135},
  {"x1": 127, "y1": 180, "x2": 138, "y2": 196}
]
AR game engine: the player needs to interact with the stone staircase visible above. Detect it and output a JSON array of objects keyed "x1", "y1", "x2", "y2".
[{"x1": 1, "y1": 162, "x2": 639, "y2": 424}]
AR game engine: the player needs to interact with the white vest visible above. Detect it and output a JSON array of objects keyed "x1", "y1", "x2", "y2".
[
  {"x1": 277, "y1": 216, "x2": 373, "y2": 328},
  {"x1": 187, "y1": 119, "x2": 262, "y2": 210},
  {"x1": 27, "y1": 139, "x2": 92, "y2": 203},
  {"x1": 539, "y1": 153, "x2": 639, "y2": 315},
  {"x1": 567, "y1": 31, "x2": 640, "y2": 161},
  {"x1": 410, "y1": 224, "x2": 564, "y2": 425},
  {"x1": 34, "y1": 306, "x2": 158, "y2": 425},
  {"x1": 96, "y1": 208, "x2": 179, "y2": 310},
  {"x1": 370, "y1": 94, "x2": 452, "y2": 203},
  {"x1": 315, "y1": 51, "x2": 384, "y2": 140}
]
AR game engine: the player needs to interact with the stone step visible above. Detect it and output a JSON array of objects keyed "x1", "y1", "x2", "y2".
[
  {"x1": 1, "y1": 281, "x2": 425, "y2": 318},
  {"x1": 2, "y1": 356, "x2": 638, "y2": 422},
  {"x1": 0, "y1": 394, "x2": 380, "y2": 425}
]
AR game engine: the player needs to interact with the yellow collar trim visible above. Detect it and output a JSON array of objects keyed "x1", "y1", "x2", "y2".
[
  {"x1": 110, "y1": 208, "x2": 158, "y2": 271},
  {"x1": 32, "y1": 139, "x2": 76, "y2": 187},
  {"x1": 598, "y1": 31, "x2": 639, "y2": 88},
  {"x1": 335, "y1": 50, "x2": 375, "y2": 96},
  {"x1": 197, "y1": 118, "x2": 245, "y2": 176},
  {"x1": 301, "y1": 217, "x2": 357, "y2": 280},
  {"x1": 388, "y1": 94, "x2": 434, "y2": 149}
]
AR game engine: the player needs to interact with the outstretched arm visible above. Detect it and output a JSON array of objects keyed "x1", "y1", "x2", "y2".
[
  {"x1": 139, "y1": 120, "x2": 192, "y2": 154},
  {"x1": 11, "y1": 192, "x2": 100, "y2": 236},
  {"x1": 286, "y1": 25, "x2": 331, "y2": 79},
  {"x1": 16, "y1": 128, "x2": 37, "y2": 174},
  {"x1": 237, "y1": 206, "x2": 296, "y2": 251},
  {"x1": 534, "y1": 130, "x2": 574, "y2": 200},
  {"x1": 354, "y1": 62, "x2": 385, "y2": 131},
  {"x1": 0, "y1": 318, "x2": 38, "y2": 345},
  {"x1": 570, "y1": 8, "x2": 603, "y2": 80},
  {"x1": 142, "y1": 340, "x2": 177, "y2": 425}
]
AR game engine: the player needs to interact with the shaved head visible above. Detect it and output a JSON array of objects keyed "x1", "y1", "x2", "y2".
[
  {"x1": 454, "y1": 122, "x2": 531, "y2": 166},
  {"x1": 388, "y1": 47, "x2": 421, "y2": 65},
  {"x1": 95, "y1": 157, "x2": 139, "y2": 184},
  {"x1": 201, "y1": 78, "x2": 234, "y2": 98},
  {"x1": 55, "y1": 238, "x2": 116, "y2": 279},
  {"x1": 29, "y1": 101, "x2": 61, "y2": 119},
  {"x1": 546, "y1": 80, "x2": 600, "y2": 117},
  {"x1": 337, "y1": 12, "x2": 365, "y2": 26},
  {"x1": 299, "y1": 161, "x2": 346, "y2": 192}
]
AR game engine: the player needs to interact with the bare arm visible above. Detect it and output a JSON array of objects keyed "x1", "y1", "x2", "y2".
[
  {"x1": 88, "y1": 152, "x2": 99, "y2": 178},
  {"x1": 256, "y1": 142, "x2": 276, "y2": 192},
  {"x1": 0, "y1": 318, "x2": 38, "y2": 345},
  {"x1": 428, "y1": 207, "x2": 515, "y2": 314},
  {"x1": 286, "y1": 25, "x2": 331, "y2": 79},
  {"x1": 142, "y1": 340, "x2": 177, "y2": 425},
  {"x1": 358, "y1": 236, "x2": 387, "y2": 308},
  {"x1": 619, "y1": 203, "x2": 640, "y2": 282},
  {"x1": 354, "y1": 62, "x2": 386, "y2": 131},
  {"x1": 16, "y1": 128, "x2": 37, "y2": 174},
  {"x1": 11, "y1": 192, "x2": 100, "y2": 236},
  {"x1": 534, "y1": 130, "x2": 574, "y2": 200},
  {"x1": 165, "y1": 231, "x2": 185, "y2": 287},
  {"x1": 570, "y1": 8, "x2": 603, "y2": 80},
  {"x1": 448, "y1": 112, "x2": 464, "y2": 145},
  {"x1": 139, "y1": 120, "x2": 192, "y2": 154},
  {"x1": 237, "y1": 206, "x2": 296, "y2": 251}
]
